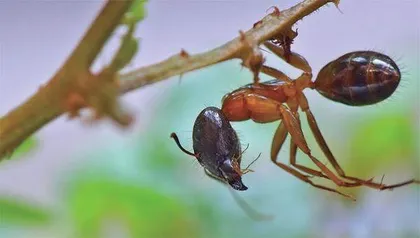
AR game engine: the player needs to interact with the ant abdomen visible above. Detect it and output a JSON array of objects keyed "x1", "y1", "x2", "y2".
[{"x1": 314, "y1": 51, "x2": 401, "y2": 106}]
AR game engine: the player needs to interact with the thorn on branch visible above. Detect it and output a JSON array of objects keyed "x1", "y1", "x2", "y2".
[
  {"x1": 266, "y1": 6, "x2": 281, "y2": 16},
  {"x1": 253, "y1": 20, "x2": 263, "y2": 29},
  {"x1": 333, "y1": 0, "x2": 343, "y2": 14},
  {"x1": 180, "y1": 49, "x2": 190, "y2": 58},
  {"x1": 253, "y1": 6, "x2": 280, "y2": 29}
]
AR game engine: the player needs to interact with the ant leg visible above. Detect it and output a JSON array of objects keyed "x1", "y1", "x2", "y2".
[
  {"x1": 241, "y1": 62, "x2": 292, "y2": 83},
  {"x1": 306, "y1": 108, "x2": 420, "y2": 190},
  {"x1": 244, "y1": 93, "x2": 360, "y2": 187},
  {"x1": 263, "y1": 41, "x2": 312, "y2": 73},
  {"x1": 297, "y1": 93, "x2": 420, "y2": 190},
  {"x1": 289, "y1": 141, "x2": 328, "y2": 179},
  {"x1": 289, "y1": 141, "x2": 329, "y2": 179},
  {"x1": 288, "y1": 112, "x2": 328, "y2": 179},
  {"x1": 270, "y1": 120, "x2": 289, "y2": 161},
  {"x1": 260, "y1": 65, "x2": 292, "y2": 82},
  {"x1": 270, "y1": 121, "x2": 355, "y2": 200},
  {"x1": 272, "y1": 102, "x2": 361, "y2": 187}
]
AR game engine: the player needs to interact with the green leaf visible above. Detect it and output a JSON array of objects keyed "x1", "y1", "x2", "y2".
[
  {"x1": 66, "y1": 177, "x2": 200, "y2": 238},
  {"x1": 122, "y1": 0, "x2": 148, "y2": 25},
  {"x1": 8, "y1": 136, "x2": 38, "y2": 160},
  {"x1": 111, "y1": 0, "x2": 148, "y2": 72},
  {"x1": 110, "y1": 24, "x2": 139, "y2": 71},
  {"x1": 0, "y1": 197, "x2": 52, "y2": 226},
  {"x1": 345, "y1": 111, "x2": 417, "y2": 177}
]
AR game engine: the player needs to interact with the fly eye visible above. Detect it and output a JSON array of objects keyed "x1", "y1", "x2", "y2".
[{"x1": 220, "y1": 169, "x2": 231, "y2": 181}]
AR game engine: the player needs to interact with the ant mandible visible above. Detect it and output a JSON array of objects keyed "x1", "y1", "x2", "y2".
[{"x1": 221, "y1": 37, "x2": 419, "y2": 199}]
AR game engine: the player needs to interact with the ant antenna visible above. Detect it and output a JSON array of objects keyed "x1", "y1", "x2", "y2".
[
  {"x1": 233, "y1": 152, "x2": 262, "y2": 175},
  {"x1": 203, "y1": 169, "x2": 274, "y2": 221},
  {"x1": 170, "y1": 133, "x2": 196, "y2": 157},
  {"x1": 244, "y1": 153, "x2": 261, "y2": 171},
  {"x1": 241, "y1": 143, "x2": 250, "y2": 155}
]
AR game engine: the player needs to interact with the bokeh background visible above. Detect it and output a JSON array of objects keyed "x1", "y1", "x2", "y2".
[{"x1": 0, "y1": 0, "x2": 419, "y2": 237}]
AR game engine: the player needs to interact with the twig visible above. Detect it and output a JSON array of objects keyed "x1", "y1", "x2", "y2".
[
  {"x1": 0, "y1": 0, "x2": 133, "y2": 159},
  {"x1": 119, "y1": 0, "x2": 339, "y2": 93},
  {"x1": 0, "y1": 0, "x2": 338, "y2": 161}
]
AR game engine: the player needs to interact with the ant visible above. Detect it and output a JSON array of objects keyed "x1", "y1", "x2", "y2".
[
  {"x1": 221, "y1": 39, "x2": 420, "y2": 200},
  {"x1": 170, "y1": 106, "x2": 273, "y2": 220}
]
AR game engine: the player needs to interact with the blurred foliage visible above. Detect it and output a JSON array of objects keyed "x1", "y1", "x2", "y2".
[
  {"x1": 139, "y1": 136, "x2": 180, "y2": 172},
  {"x1": 7, "y1": 136, "x2": 38, "y2": 160},
  {"x1": 65, "y1": 177, "x2": 200, "y2": 238},
  {"x1": 345, "y1": 110, "x2": 417, "y2": 177},
  {"x1": 0, "y1": 197, "x2": 52, "y2": 226},
  {"x1": 121, "y1": 0, "x2": 148, "y2": 25}
]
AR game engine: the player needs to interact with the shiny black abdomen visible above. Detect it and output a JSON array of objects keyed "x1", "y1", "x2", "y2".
[{"x1": 314, "y1": 51, "x2": 401, "y2": 106}]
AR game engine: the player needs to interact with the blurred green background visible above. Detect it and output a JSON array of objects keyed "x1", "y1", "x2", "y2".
[{"x1": 0, "y1": 1, "x2": 419, "y2": 238}]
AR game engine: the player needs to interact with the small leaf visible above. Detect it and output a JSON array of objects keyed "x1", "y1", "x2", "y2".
[
  {"x1": 109, "y1": 24, "x2": 139, "y2": 71},
  {"x1": 121, "y1": 0, "x2": 148, "y2": 25},
  {"x1": 0, "y1": 197, "x2": 52, "y2": 226},
  {"x1": 66, "y1": 177, "x2": 200, "y2": 238}
]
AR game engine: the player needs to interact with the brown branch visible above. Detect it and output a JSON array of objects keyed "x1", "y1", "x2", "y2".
[
  {"x1": 119, "y1": 0, "x2": 339, "y2": 93},
  {"x1": 0, "y1": 0, "x2": 133, "y2": 159},
  {"x1": 0, "y1": 0, "x2": 338, "y2": 161}
]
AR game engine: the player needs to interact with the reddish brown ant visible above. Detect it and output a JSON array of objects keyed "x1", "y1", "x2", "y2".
[
  {"x1": 221, "y1": 41, "x2": 420, "y2": 200},
  {"x1": 171, "y1": 106, "x2": 273, "y2": 220}
]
